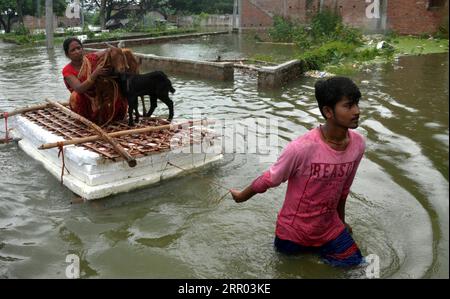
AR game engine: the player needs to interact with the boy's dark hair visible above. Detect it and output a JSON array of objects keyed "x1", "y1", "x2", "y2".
[
  {"x1": 314, "y1": 77, "x2": 361, "y2": 119},
  {"x1": 63, "y1": 37, "x2": 82, "y2": 55}
]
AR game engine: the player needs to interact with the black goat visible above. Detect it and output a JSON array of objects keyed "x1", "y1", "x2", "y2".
[{"x1": 117, "y1": 71, "x2": 176, "y2": 126}]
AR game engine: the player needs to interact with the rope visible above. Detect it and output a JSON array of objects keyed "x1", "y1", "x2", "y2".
[
  {"x1": 57, "y1": 142, "x2": 71, "y2": 185},
  {"x1": 3, "y1": 112, "x2": 9, "y2": 143},
  {"x1": 100, "y1": 78, "x2": 119, "y2": 127},
  {"x1": 167, "y1": 161, "x2": 231, "y2": 203},
  {"x1": 79, "y1": 50, "x2": 120, "y2": 127}
]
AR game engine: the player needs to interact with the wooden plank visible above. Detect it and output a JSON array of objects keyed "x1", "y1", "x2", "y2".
[
  {"x1": 0, "y1": 102, "x2": 69, "y2": 119},
  {"x1": 46, "y1": 100, "x2": 137, "y2": 168},
  {"x1": 39, "y1": 120, "x2": 213, "y2": 150}
]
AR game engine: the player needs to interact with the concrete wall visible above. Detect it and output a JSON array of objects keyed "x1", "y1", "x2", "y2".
[
  {"x1": 85, "y1": 46, "x2": 234, "y2": 81},
  {"x1": 83, "y1": 31, "x2": 230, "y2": 49},
  {"x1": 136, "y1": 54, "x2": 234, "y2": 81},
  {"x1": 171, "y1": 14, "x2": 238, "y2": 27},
  {"x1": 258, "y1": 59, "x2": 305, "y2": 88}
]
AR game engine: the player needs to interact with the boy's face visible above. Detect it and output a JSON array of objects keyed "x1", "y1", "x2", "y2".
[{"x1": 326, "y1": 96, "x2": 360, "y2": 129}]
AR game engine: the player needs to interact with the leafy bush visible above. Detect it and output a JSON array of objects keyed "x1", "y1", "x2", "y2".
[
  {"x1": 269, "y1": 11, "x2": 362, "y2": 46},
  {"x1": 299, "y1": 41, "x2": 357, "y2": 69},
  {"x1": 193, "y1": 12, "x2": 210, "y2": 28},
  {"x1": 333, "y1": 23, "x2": 362, "y2": 45},
  {"x1": 310, "y1": 9, "x2": 342, "y2": 39},
  {"x1": 14, "y1": 24, "x2": 30, "y2": 36},
  {"x1": 268, "y1": 16, "x2": 296, "y2": 42}
]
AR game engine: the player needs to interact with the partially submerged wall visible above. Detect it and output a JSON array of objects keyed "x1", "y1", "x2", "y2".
[
  {"x1": 136, "y1": 54, "x2": 235, "y2": 81},
  {"x1": 83, "y1": 31, "x2": 230, "y2": 49},
  {"x1": 258, "y1": 60, "x2": 305, "y2": 88}
]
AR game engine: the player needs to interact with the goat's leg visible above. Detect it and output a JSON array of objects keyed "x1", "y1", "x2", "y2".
[
  {"x1": 160, "y1": 95, "x2": 174, "y2": 122},
  {"x1": 146, "y1": 96, "x2": 158, "y2": 118},
  {"x1": 134, "y1": 98, "x2": 140, "y2": 124},
  {"x1": 140, "y1": 96, "x2": 147, "y2": 116},
  {"x1": 128, "y1": 96, "x2": 135, "y2": 126}
]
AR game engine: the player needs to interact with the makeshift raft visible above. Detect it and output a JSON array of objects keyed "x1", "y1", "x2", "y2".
[{"x1": 9, "y1": 105, "x2": 223, "y2": 200}]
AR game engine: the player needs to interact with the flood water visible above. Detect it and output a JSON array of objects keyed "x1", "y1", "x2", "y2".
[{"x1": 0, "y1": 33, "x2": 448, "y2": 278}]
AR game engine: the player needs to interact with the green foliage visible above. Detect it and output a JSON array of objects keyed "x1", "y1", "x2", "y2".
[
  {"x1": 299, "y1": 40, "x2": 397, "y2": 70},
  {"x1": 268, "y1": 16, "x2": 296, "y2": 43},
  {"x1": 310, "y1": 9, "x2": 342, "y2": 39},
  {"x1": 192, "y1": 12, "x2": 210, "y2": 28},
  {"x1": 269, "y1": 11, "x2": 362, "y2": 47},
  {"x1": 14, "y1": 24, "x2": 30, "y2": 35},
  {"x1": 269, "y1": 10, "x2": 369, "y2": 71},
  {"x1": 333, "y1": 23, "x2": 362, "y2": 45},
  {"x1": 299, "y1": 41, "x2": 357, "y2": 69}
]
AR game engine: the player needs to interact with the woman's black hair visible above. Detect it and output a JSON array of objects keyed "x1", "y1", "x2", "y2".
[
  {"x1": 63, "y1": 37, "x2": 82, "y2": 55},
  {"x1": 314, "y1": 76, "x2": 361, "y2": 119}
]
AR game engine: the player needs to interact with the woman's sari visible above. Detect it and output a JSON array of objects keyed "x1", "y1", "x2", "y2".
[{"x1": 62, "y1": 52, "x2": 128, "y2": 126}]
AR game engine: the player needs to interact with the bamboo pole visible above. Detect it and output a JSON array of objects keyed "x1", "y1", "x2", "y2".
[
  {"x1": 46, "y1": 99, "x2": 137, "y2": 168},
  {"x1": 0, "y1": 102, "x2": 70, "y2": 119},
  {"x1": 38, "y1": 119, "x2": 214, "y2": 150}
]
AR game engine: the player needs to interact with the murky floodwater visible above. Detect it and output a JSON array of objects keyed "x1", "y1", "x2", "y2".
[
  {"x1": 0, "y1": 34, "x2": 448, "y2": 278},
  {"x1": 132, "y1": 32, "x2": 298, "y2": 62}
]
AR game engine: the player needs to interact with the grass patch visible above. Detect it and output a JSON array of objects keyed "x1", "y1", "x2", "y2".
[
  {"x1": 266, "y1": 10, "x2": 448, "y2": 72},
  {"x1": 390, "y1": 36, "x2": 449, "y2": 55}
]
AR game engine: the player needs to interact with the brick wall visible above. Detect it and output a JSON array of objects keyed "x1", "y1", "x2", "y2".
[
  {"x1": 241, "y1": 0, "x2": 448, "y2": 34},
  {"x1": 241, "y1": 0, "x2": 274, "y2": 28},
  {"x1": 23, "y1": 15, "x2": 81, "y2": 31},
  {"x1": 387, "y1": 0, "x2": 447, "y2": 35}
]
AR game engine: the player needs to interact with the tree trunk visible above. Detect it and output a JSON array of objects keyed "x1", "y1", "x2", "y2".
[
  {"x1": 16, "y1": 0, "x2": 24, "y2": 25},
  {"x1": 7, "y1": 14, "x2": 12, "y2": 33},
  {"x1": 99, "y1": 0, "x2": 107, "y2": 29},
  {"x1": 0, "y1": 15, "x2": 6, "y2": 32},
  {"x1": 106, "y1": 3, "x2": 113, "y2": 23}
]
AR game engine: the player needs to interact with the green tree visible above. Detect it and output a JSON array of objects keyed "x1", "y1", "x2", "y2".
[{"x1": 0, "y1": 0, "x2": 17, "y2": 33}]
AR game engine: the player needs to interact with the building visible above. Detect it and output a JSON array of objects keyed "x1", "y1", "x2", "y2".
[
  {"x1": 240, "y1": 0, "x2": 449, "y2": 35},
  {"x1": 22, "y1": 14, "x2": 81, "y2": 31}
]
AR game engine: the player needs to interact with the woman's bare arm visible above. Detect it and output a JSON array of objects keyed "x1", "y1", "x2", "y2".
[
  {"x1": 65, "y1": 75, "x2": 96, "y2": 94},
  {"x1": 64, "y1": 67, "x2": 109, "y2": 94}
]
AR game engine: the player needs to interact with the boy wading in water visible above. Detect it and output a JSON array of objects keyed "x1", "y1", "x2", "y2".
[{"x1": 230, "y1": 77, "x2": 365, "y2": 267}]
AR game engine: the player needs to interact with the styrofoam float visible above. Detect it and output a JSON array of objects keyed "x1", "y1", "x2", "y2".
[{"x1": 10, "y1": 115, "x2": 223, "y2": 200}]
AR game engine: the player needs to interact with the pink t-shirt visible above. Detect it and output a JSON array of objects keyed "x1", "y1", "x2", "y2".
[{"x1": 251, "y1": 127, "x2": 365, "y2": 247}]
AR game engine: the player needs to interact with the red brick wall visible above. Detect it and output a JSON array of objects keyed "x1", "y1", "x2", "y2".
[
  {"x1": 23, "y1": 15, "x2": 81, "y2": 31},
  {"x1": 241, "y1": 0, "x2": 274, "y2": 28},
  {"x1": 387, "y1": 0, "x2": 447, "y2": 35},
  {"x1": 241, "y1": 0, "x2": 448, "y2": 34}
]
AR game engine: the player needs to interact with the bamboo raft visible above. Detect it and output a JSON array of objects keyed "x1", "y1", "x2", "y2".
[{"x1": 7, "y1": 102, "x2": 223, "y2": 200}]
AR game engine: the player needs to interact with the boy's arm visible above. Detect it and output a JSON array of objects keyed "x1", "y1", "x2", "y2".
[
  {"x1": 231, "y1": 141, "x2": 301, "y2": 203},
  {"x1": 337, "y1": 151, "x2": 364, "y2": 232}
]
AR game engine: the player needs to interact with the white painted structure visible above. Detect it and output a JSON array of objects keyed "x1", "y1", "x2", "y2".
[{"x1": 11, "y1": 116, "x2": 223, "y2": 200}]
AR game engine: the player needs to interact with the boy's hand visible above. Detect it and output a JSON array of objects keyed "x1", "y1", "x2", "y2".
[
  {"x1": 230, "y1": 189, "x2": 248, "y2": 203},
  {"x1": 345, "y1": 223, "x2": 353, "y2": 234}
]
